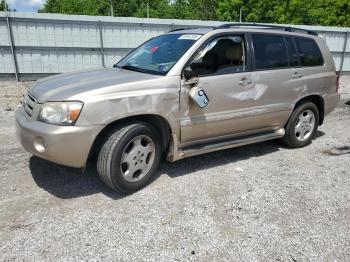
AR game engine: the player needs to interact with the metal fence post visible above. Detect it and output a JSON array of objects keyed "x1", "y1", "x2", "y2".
[
  {"x1": 339, "y1": 31, "x2": 349, "y2": 75},
  {"x1": 5, "y1": 14, "x2": 19, "y2": 81},
  {"x1": 98, "y1": 21, "x2": 106, "y2": 68}
]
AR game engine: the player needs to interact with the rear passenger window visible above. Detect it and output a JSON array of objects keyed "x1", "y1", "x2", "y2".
[
  {"x1": 252, "y1": 34, "x2": 288, "y2": 70},
  {"x1": 294, "y1": 37, "x2": 324, "y2": 66},
  {"x1": 285, "y1": 37, "x2": 299, "y2": 67}
]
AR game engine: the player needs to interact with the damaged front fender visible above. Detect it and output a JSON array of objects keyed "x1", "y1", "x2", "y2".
[{"x1": 75, "y1": 75, "x2": 181, "y2": 138}]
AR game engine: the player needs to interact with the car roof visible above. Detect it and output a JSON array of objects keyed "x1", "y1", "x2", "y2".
[
  {"x1": 166, "y1": 24, "x2": 318, "y2": 39},
  {"x1": 167, "y1": 28, "x2": 212, "y2": 35}
]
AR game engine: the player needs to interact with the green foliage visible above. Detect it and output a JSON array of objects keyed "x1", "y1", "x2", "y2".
[
  {"x1": 39, "y1": 0, "x2": 350, "y2": 27},
  {"x1": 216, "y1": 0, "x2": 350, "y2": 26},
  {"x1": 169, "y1": 0, "x2": 217, "y2": 20},
  {"x1": 0, "y1": 0, "x2": 5, "y2": 11},
  {"x1": 0, "y1": 0, "x2": 10, "y2": 11},
  {"x1": 134, "y1": 0, "x2": 173, "y2": 18},
  {"x1": 39, "y1": 0, "x2": 110, "y2": 16}
]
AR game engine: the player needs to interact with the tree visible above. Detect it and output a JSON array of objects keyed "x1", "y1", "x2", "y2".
[
  {"x1": 39, "y1": 0, "x2": 350, "y2": 27},
  {"x1": 169, "y1": 0, "x2": 193, "y2": 19},
  {"x1": 216, "y1": 0, "x2": 242, "y2": 21},
  {"x1": 309, "y1": 0, "x2": 350, "y2": 27},
  {"x1": 40, "y1": 0, "x2": 172, "y2": 17},
  {"x1": 40, "y1": 0, "x2": 110, "y2": 16},
  {"x1": 133, "y1": 0, "x2": 173, "y2": 18},
  {"x1": 0, "y1": 0, "x2": 10, "y2": 11},
  {"x1": 215, "y1": 0, "x2": 350, "y2": 26}
]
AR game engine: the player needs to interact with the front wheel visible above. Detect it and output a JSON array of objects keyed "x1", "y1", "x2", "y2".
[
  {"x1": 282, "y1": 102, "x2": 320, "y2": 148},
  {"x1": 97, "y1": 122, "x2": 161, "y2": 193}
]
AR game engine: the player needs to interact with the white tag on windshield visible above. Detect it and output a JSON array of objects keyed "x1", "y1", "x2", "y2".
[{"x1": 178, "y1": 34, "x2": 201, "y2": 40}]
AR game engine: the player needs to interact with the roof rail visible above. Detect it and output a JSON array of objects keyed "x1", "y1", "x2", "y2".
[
  {"x1": 215, "y1": 23, "x2": 318, "y2": 36},
  {"x1": 168, "y1": 28, "x2": 197, "y2": 32}
]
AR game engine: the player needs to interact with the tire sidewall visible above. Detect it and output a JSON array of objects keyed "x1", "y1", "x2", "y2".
[
  {"x1": 288, "y1": 102, "x2": 319, "y2": 147},
  {"x1": 110, "y1": 123, "x2": 161, "y2": 192}
]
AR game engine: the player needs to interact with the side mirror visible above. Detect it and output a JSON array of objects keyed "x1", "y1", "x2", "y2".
[
  {"x1": 189, "y1": 86, "x2": 209, "y2": 108},
  {"x1": 183, "y1": 66, "x2": 197, "y2": 81}
]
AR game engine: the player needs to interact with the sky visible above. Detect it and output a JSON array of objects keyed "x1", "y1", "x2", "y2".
[{"x1": 5, "y1": 0, "x2": 46, "y2": 12}]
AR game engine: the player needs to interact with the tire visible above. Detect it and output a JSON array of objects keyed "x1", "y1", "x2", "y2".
[
  {"x1": 282, "y1": 102, "x2": 320, "y2": 148},
  {"x1": 97, "y1": 122, "x2": 161, "y2": 193}
]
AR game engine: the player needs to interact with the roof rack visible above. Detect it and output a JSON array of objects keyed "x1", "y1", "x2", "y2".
[
  {"x1": 168, "y1": 28, "x2": 198, "y2": 32},
  {"x1": 215, "y1": 23, "x2": 318, "y2": 36}
]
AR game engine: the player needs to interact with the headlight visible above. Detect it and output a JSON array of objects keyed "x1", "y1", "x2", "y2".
[{"x1": 39, "y1": 101, "x2": 83, "y2": 125}]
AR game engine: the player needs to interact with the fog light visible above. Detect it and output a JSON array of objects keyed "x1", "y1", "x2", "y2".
[{"x1": 33, "y1": 137, "x2": 46, "y2": 153}]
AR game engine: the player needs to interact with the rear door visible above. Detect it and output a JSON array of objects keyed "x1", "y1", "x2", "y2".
[{"x1": 249, "y1": 33, "x2": 306, "y2": 129}]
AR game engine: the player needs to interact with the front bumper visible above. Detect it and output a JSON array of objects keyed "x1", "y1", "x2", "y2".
[{"x1": 16, "y1": 106, "x2": 104, "y2": 168}]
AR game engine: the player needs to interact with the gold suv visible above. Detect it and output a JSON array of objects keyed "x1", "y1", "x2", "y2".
[{"x1": 16, "y1": 24, "x2": 340, "y2": 192}]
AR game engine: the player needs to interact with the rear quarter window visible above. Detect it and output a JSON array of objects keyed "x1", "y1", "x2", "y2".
[{"x1": 294, "y1": 37, "x2": 324, "y2": 66}]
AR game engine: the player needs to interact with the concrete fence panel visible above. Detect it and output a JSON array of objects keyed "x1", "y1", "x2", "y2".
[{"x1": 0, "y1": 12, "x2": 349, "y2": 80}]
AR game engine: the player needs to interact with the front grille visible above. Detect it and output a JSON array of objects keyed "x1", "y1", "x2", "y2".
[{"x1": 23, "y1": 94, "x2": 36, "y2": 117}]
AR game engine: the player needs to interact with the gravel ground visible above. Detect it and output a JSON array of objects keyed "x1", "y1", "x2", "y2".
[{"x1": 0, "y1": 76, "x2": 350, "y2": 261}]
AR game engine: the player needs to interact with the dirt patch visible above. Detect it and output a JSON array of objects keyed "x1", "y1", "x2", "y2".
[
  {"x1": 323, "y1": 146, "x2": 350, "y2": 156},
  {"x1": 0, "y1": 78, "x2": 349, "y2": 261}
]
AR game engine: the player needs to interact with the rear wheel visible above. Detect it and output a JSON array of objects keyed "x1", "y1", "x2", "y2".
[
  {"x1": 97, "y1": 122, "x2": 161, "y2": 193},
  {"x1": 282, "y1": 102, "x2": 319, "y2": 148}
]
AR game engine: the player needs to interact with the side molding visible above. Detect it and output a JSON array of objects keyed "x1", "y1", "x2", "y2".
[{"x1": 166, "y1": 128, "x2": 285, "y2": 162}]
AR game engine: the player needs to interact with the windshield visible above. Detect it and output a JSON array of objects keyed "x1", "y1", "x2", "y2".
[{"x1": 116, "y1": 33, "x2": 202, "y2": 75}]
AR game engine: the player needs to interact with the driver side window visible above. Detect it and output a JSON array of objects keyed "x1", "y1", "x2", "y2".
[{"x1": 190, "y1": 35, "x2": 246, "y2": 76}]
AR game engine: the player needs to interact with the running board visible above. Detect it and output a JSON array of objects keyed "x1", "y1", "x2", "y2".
[{"x1": 180, "y1": 128, "x2": 285, "y2": 159}]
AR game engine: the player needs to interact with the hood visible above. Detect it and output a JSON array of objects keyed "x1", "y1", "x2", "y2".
[{"x1": 29, "y1": 68, "x2": 162, "y2": 103}]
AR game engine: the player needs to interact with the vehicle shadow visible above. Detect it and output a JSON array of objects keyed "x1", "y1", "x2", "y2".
[
  {"x1": 159, "y1": 139, "x2": 282, "y2": 178},
  {"x1": 161, "y1": 130, "x2": 325, "y2": 178},
  {"x1": 29, "y1": 131, "x2": 325, "y2": 199},
  {"x1": 29, "y1": 157, "x2": 125, "y2": 200}
]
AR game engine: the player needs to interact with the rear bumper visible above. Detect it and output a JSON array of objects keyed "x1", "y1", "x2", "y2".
[
  {"x1": 324, "y1": 93, "x2": 341, "y2": 116},
  {"x1": 16, "y1": 106, "x2": 104, "y2": 168}
]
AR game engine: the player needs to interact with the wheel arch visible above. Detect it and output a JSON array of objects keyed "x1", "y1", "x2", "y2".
[
  {"x1": 88, "y1": 114, "x2": 172, "y2": 161},
  {"x1": 293, "y1": 95, "x2": 325, "y2": 125}
]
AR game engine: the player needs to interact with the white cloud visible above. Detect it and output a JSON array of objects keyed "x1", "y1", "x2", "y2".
[
  {"x1": 22, "y1": 0, "x2": 45, "y2": 7},
  {"x1": 7, "y1": 0, "x2": 46, "y2": 8},
  {"x1": 6, "y1": 0, "x2": 16, "y2": 5}
]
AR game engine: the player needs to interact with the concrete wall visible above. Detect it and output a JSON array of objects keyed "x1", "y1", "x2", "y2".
[{"x1": 0, "y1": 12, "x2": 349, "y2": 80}]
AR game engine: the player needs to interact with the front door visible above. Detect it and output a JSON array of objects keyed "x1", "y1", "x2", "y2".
[{"x1": 180, "y1": 34, "x2": 263, "y2": 144}]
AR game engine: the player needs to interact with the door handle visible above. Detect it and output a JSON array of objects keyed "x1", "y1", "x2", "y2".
[
  {"x1": 292, "y1": 72, "x2": 303, "y2": 79},
  {"x1": 238, "y1": 78, "x2": 252, "y2": 86}
]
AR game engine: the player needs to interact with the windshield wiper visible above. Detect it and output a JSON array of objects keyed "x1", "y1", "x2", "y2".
[
  {"x1": 120, "y1": 65, "x2": 144, "y2": 73},
  {"x1": 118, "y1": 64, "x2": 165, "y2": 76}
]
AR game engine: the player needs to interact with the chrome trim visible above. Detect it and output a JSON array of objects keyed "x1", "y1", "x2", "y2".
[
  {"x1": 23, "y1": 93, "x2": 37, "y2": 117},
  {"x1": 181, "y1": 128, "x2": 285, "y2": 158},
  {"x1": 180, "y1": 104, "x2": 293, "y2": 127}
]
